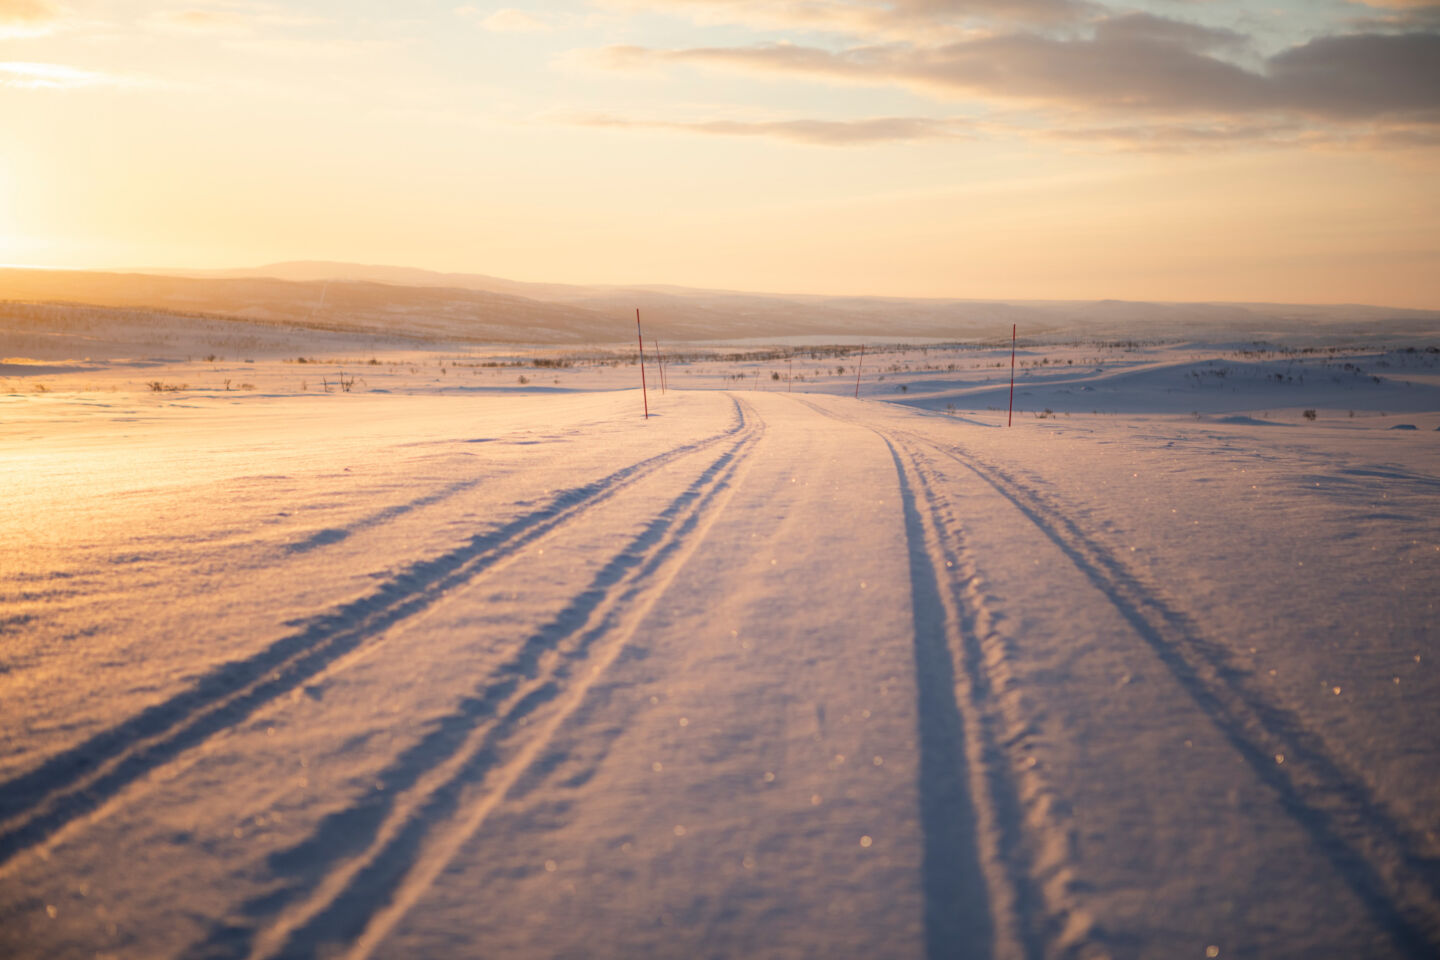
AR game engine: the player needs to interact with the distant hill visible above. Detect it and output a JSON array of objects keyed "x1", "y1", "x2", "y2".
[
  {"x1": 155, "y1": 260, "x2": 584, "y2": 301},
  {"x1": 0, "y1": 268, "x2": 628, "y2": 344},
  {"x1": 4, "y1": 263, "x2": 1437, "y2": 345}
]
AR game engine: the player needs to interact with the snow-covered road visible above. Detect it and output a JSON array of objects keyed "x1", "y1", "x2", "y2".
[{"x1": 2, "y1": 387, "x2": 1438, "y2": 959}]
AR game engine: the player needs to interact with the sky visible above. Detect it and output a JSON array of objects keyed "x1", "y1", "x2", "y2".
[{"x1": 1, "y1": 0, "x2": 1438, "y2": 307}]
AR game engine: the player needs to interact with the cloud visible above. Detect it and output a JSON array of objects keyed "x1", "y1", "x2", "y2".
[
  {"x1": 594, "y1": 0, "x2": 1095, "y2": 42},
  {"x1": 1042, "y1": 117, "x2": 1440, "y2": 153},
  {"x1": 0, "y1": 0, "x2": 61, "y2": 37},
  {"x1": 224, "y1": 34, "x2": 401, "y2": 61},
  {"x1": 596, "y1": 15, "x2": 1440, "y2": 123},
  {"x1": 0, "y1": 60, "x2": 129, "y2": 89},
  {"x1": 1091, "y1": 12, "x2": 1248, "y2": 55},
  {"x1": 567, "y1": 108, "x2": 1440, "y2": 153},
  {"x1": 455, "y1": 6, "x2": 554, "y2": 32},
  {"x1": 571, "y1": 113, "x2": 973, "y2": 144},
  {"x1": 145, "y1": 3, "x2": 329, "y2": 36},
  {"x1": 1365, "y1": 123, "x2": 1440, "y2": 147},
  {"x1": 149, "y1": 9, "x2": 250, "y2": 33},
  {"x1": 1269, "y1": 32, "x2": 1440, "y2": 118},
  {"x1": 1042, "y1": 120, "x2": 1315, "y2": 151},
  {"x1": 481, "y1": 8, "x2": 551, "y2": 32},
  {"x1": 0, "y1": 0, "x2": 57, "y2": 23},
  {"x1": 1348, "y1": 1, "x2": 1440, "y2": 29}
]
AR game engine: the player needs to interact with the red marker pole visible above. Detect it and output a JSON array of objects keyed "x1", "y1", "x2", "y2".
[
  {"x1": 1008, "y1": 323, "x2": 1017, "y2": 427},
  {"x1": 854, "y1": 344, "x2": 865, "y2": 399},
  {"x1": 636, "y1": 309, "x2": 649, "y2": 420}
]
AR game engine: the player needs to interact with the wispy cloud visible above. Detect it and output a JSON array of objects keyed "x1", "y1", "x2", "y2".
[
  {"x1": 594, "y1": 13, "x2": 1440, "y2": 123},
  {"x1": 575, "y1": 5, "x2": 1440, "y2": 153},
  {"x1": 564, "y1": 110, "x2": 1439, "y2": 153},
  {"x1": 139, "y1": 3, "x2": 377, "y2": 62},
  {"x1": 0, "y1": 60, "x2": 132, "y2": 89},
  {"x1": 144, "y1": 3, "x2": 329, "y2": 36},
  {"x1": 148, "y1": 9, "x2": 250, "y2": 34},
  {"x1": 1347, "y1": 0, "x2": 1440, "y2": 29},
  {"x1": 570, "y1": 112, "x2": 974, "y2": 144},
  {"x1": 0, "y1": 0, "x2": 61, "y2": 38},
  {"x1": 0, "y1": 0, "x2": 58, "y2": 24},
  {"x1": 465, "y1": 7, "x2": 553, "y2": 32},
  {"x1": 1042, "y1": 120, "x2": 1316, "y2": 152},
  {"x1": 594, "y1": 0, "x2": 1095, "y2": 42}
]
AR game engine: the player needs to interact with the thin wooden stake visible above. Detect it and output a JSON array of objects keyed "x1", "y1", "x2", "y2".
[
  {"x1": 656, "y1": 340, "x2": 667, "y2": 394},
  {"x1": 854, "y1": 344, "x2": 865, "y2": 399},
  {"x1": 1008, "y1": 323, "x2": 1017, "y2": 427},
  {"x1": 788, "y1": 355, "x2": 793, "y2": 393},
  {"x1": 637, "y1": 309, "x2": 649, "y2": 419}
]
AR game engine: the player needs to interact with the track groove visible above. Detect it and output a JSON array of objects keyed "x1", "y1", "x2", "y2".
[
  {"x1": 900, "y1": 427, "x2": 1440, "y2": 958},
  {"x1": 888, "y1": 437, "x2": 1092, "y2": 960},
  {"x1": 794, "y1": 395, "x2": 1084, "y2": 959},
  {"x1": 886, "y1": 437, "x2": 1005, "y2": 960},
  {"x1": 184, "y1": 399, "x2": 764, "y2": 960},
  {"x1": 0, "y1": 399, "x2": 749, "y2": 872},
  {"x1": 795, "y1": 393, "x2": 1440, "y2": 957}
]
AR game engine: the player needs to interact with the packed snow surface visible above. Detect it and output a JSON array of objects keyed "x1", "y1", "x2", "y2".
[{"x1": 2, "y1": 327, "x2": 1439, "y2": 960}]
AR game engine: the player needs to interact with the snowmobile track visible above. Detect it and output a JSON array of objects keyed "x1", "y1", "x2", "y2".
[
  {"x1": 793, "y1": 393, "x2": 1440, "y2": 958},
  {"x1": 189, "y1": 401, "x2": 764, "y2": 960},
  {"x1": 887, "y1": 437, "x2": 1039, "y2": 960},
  {"x1": 901, "y1": 428, "x2": 1440, "y2": 959},
  {"x1": 0, "y1": 398, "x2": 751, "y2": 873},
  {"x1": 795, "y1": 395, "x2": 1084, "y2": 960}
]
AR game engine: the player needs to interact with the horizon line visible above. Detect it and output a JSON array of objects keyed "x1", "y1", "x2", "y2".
[{"x1": 1, "y1": 260, "x2": 1436, "y2": 315}]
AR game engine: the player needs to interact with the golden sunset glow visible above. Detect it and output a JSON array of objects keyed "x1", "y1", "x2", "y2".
[{"x1": 2, "y1": 0, "x2": 1438, "y2": 306}]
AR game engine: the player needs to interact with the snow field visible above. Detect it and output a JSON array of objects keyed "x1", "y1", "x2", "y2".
[{"x1": 1, "y1": 333, "x2": 1438, "y2": 959}]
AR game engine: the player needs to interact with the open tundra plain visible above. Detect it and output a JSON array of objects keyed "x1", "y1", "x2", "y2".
[{"x1": 3, "y1": 302, "x2": 1440, "y2": 960}]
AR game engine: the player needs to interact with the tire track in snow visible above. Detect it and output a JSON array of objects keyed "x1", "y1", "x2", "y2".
[
  {"x1": 906, "y1": 431, "x2": 1440, "y2": 959},
  {"x1": 795, "y1": 394, "x2": 1082, "y2": 960},
  {"x1": 885, "y1": 437, "x2": 1006, "y2": 960},
  {"x1": 194, "y1": 399, "x2": 764, "y2": 960},
  {"x1": 887, "y1": 436, "x2": 1098, "y2": 960},
  {"x1": 283, "y1": 476, "x2": 481, "y2": 555},
  {"x1": 0, "y1": 399, "x2": 750, "y2": 873}
]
